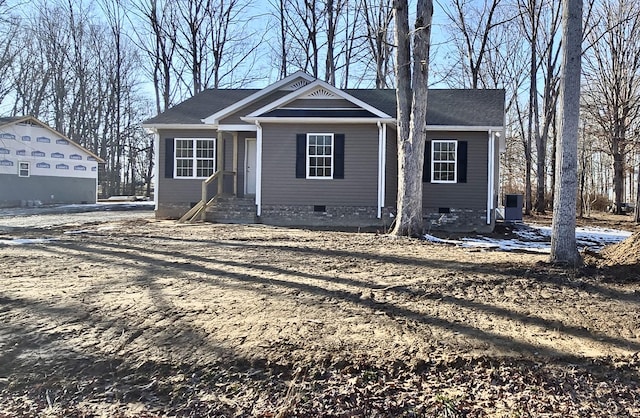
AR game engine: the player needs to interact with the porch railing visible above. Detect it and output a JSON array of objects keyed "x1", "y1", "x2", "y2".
[{"x1": 177, "y1": 169, "x2": 236, "y2": 223}]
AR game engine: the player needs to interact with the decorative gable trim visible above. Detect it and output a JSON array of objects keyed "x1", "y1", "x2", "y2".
[
  {"x1": 282, "y1": 79, "x2": 310, "y2": 91},
  {"x1": 244, "y1": 80, "x2": 393, "y2": 120},
  {"x1": 301, "y1": 88, "x2": 338, "y2": 99},
  {"x1": 202, "y1": 71, "x2": 315, "y2": 124}
]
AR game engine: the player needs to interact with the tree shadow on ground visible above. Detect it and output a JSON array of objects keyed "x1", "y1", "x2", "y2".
[{"x1": 1, "y1": 230, "x2": 639, "y2": 415}]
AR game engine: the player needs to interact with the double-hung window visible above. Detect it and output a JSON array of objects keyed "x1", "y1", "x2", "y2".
[
  {"x1": 431, "y1": 140, "x2": 457, "y2": 183},
  {"x1": 307, "y1": 133, "x2": 333, "y2": 179},
  {"x1": 174, "y1": 138, "x2": 216, "y2": 178}
]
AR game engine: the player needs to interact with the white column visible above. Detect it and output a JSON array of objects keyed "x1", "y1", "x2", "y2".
[
  {"x1": 255, "y1": 121, "x2": 262, "y2": 216},
  {"x1": 486, "y1": 130, "x2": 494, "y2": 225},
  {"x1": 376, "y1": 122, "x2": 387, "y2": 219},
  {"x1": 153, "y1": 130, "x2": 160, "y2": 211}
]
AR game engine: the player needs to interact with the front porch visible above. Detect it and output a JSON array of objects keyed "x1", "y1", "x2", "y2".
[{"x1": 176, "y1": 129, "x2": 258, "y2": 223}]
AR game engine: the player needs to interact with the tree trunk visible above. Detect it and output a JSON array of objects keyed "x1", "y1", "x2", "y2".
[
  {"x1": 391, "y1": 0, "x2": 432, "y2": 237},
  {"x1": 635, "y1": 159, "x2": 640, "y2": 223},
  {"x1": 550, "y1": 0, "x2": 582, "y2": 266},
  {"x1": 612, "y1": 147, "x2": 624, "y2": 214}
]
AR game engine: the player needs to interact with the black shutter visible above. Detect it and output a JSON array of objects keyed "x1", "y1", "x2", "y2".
[
  {"x1": 422, "y1": 140, "x2": 431, "y2": 183},
  {"x1": 334, "y1": 134, "x2": 345, "y2": 179},
  {"x1": 296, "y1": 134, "x2": 306, "y2": 178},
  {"x1": 165, "y1": 137, "x2": 174, "y2": 178},
  {"x1": 457, "y1": 141, "x2": 467, "y2": 183}
]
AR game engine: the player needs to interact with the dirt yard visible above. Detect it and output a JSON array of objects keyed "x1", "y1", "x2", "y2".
[{"x1": 0, "y1": 214, "x2": 639, "y2": 417}]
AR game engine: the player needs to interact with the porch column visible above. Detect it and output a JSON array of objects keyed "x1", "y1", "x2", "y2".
[
  {"x1": 255, "y1": 121, "x2": 262, "y2": 216},
  {"x1": 217, "y1": 130, "x2": 224, "y2": 195},
  {"x1": 232, "y1": 133, "x2": 238, "y2": 196}
]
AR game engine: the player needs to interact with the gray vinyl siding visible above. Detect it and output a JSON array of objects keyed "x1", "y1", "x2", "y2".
[
  {"x1": 384, "y1": 125, "x2": 398, "y2": 208},
  {"x1": 283, "y1": 98, "x2": 358, "y2": 108},
  {"x1": 261, "y1": 123, "x2": 379, "y2": 206},
  {"x1": 157, "y1": 129, "x2": 218, "y2": 204},
  {"x1": 423, "y1": 131, "x2": 489, "y2": 209},
  {"x1": 218, "y1": 91, "x2": 290, "y2": 125},
  {"x1": 0, "y1": 173, "x2": 96, "y2": 206}
]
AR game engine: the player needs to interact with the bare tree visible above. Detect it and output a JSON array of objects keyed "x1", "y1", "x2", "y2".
[
  {"x1": 550, "y1": 0, "x2": 582, "y2": 266},
  {"x1": 129, "y1": 0, "x2": 179, "y2": 114},
  {"x1": 441, "y1": 0, "x2": 511, "y2": 89},
  {"x1": 0, "y1": 0, "x2": 18, "y2": 107},
  {"x1": 582, "y1": 0, "x2": 640, "y2": 215},
  {"x1": 361, "y1": 0, "x2": 394, "y2": 88},
  {"x1": 391, "y1": 0, "x2": 433, "y2": 237}
]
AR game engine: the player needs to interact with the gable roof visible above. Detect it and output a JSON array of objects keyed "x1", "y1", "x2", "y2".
[
  {"x1": 202, "y1": 71, "x2": 316, "y2": 124},
  {"x1": 0, "y1": 116, "x2": 105, "y2": 163},
  {"x1": 143, "y1": 78, "x2": 505, "y2": 129},
  {"x1": 244, "y1": 80, "x2": 393, "y2": 120}
]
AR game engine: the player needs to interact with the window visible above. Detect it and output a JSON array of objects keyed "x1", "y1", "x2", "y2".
[
  {"x1": 19, "y1": 162, "x2": 29, "y2": 177},
  {"x1": 174, "y1": 138, "x2": 216, "y2": 178},
  {"x1": 307, "y1": 133, "x2": 333, "y2": 178},
  {"x1": 431, "y1": 140, "x2": 457, "y2": 183}
]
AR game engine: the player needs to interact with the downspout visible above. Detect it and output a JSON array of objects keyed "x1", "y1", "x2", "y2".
[
  {"x1": 255, "y1": 121, "x2": 262, "y2": 216},
  {"x1": 377, "y1": 121, "x2": 385, "y2": 218},
  {"x1": 486, "y1": 130, "x2": 494, "y2": 225}
]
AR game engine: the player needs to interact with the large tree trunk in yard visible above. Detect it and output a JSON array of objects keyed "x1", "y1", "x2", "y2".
[
  {"x1": 613, "y1": 148, "x2": 625, "y2": 214},
  {"x1": 550, "y1": 0, "x2": 582, "y2": 266},
  {"x1": 635, "y1": 161, "x2": 640, "y2": 223},
  {"x1": 391, "y1": 0, "x2": 433, "y2": 237}
]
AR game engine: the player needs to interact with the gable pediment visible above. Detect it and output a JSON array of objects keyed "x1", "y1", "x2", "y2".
[{"x1": 244, "y1": 81, "x2": 393, "y2": 120}]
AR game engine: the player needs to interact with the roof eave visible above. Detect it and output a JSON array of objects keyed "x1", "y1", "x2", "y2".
[
  {"x1": 142, "y1": 123, "x2": 212, "y2": 130},
  {"x1": 241, "y1": 116, "x2": 396, "y2": 124},
  {"x1": 426, "y1": 125, "x2": 504, "y2": 131}
]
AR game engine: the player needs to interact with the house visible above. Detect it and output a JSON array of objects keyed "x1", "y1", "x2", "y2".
[
  {"x1": 143, "y1": 72, "x2": 505, "y2": 232},
  {"x1": 0, "y1": 116, "x2": 103, "y2": 208}
]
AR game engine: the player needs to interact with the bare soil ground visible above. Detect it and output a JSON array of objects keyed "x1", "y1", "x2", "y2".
[{"x1": 0, "y1": 213, "x2": 639, "y2": 417}]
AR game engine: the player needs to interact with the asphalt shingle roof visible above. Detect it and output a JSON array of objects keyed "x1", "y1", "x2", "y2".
[
  {"x1": 144, "y1": 87, "x2": 505, "y2": 127},
  {"x1": 144, "y1": 89, "x2": 259, "y2": 125}
]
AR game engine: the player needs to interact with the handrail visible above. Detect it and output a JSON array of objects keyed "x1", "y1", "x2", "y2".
[{"x1": 178, "y1": 170, "x2": 236, "y2": 223}]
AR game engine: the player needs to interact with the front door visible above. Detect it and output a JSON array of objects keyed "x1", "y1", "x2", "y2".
[{"x1": 245, "y1": 138, "x2": 257, "y2": 195}]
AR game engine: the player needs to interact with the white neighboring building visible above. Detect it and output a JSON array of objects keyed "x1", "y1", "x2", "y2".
[{"x1": 0, "y1": 116, "x2": 104, "y2": 208}]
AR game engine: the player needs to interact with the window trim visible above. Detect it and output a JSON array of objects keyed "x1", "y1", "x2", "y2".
[
  {"x1": 431, "y1": 139, "x2": 458, "y2": 183},
  {"x1": 18, "y1": 161, "x2": 30, "y2": 178},
  {"x1": 173, "y1": 137, "x2": 217, "y2": 179},
  {"x1": 306, "y1": 133, "x2": 334, "y2": 179}
]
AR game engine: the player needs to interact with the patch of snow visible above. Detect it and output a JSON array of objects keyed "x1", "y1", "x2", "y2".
[
  {"x1": 423, "y1": 234, "x2": 462, "y2": 245},
  {"x1": 0, "y1": 238, "x2": 57, "y2": 246},
  {"x1": 425, "y1": 224, "x2": 632, "y2": 254}
]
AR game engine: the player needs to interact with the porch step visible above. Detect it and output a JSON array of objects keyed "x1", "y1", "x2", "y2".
[{"x1": 205, "y1": 196, "x2": 257, "y2": 224}]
